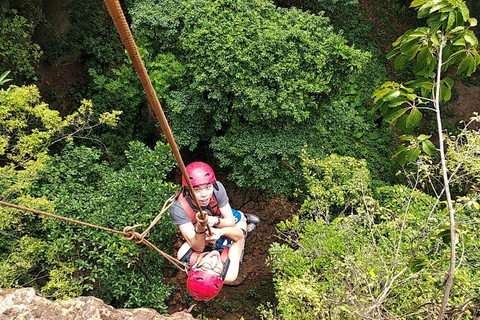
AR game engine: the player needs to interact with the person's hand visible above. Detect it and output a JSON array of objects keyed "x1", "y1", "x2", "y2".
[
  {"x1": 205, "y1": 227, "x2": 222, "y2": 242},
  {"x1": 208, "y1": 216, "x2": 220, "y2": 227},
  {"x1": 195, "y1": 211, "x2": 208, "y2": 229}
]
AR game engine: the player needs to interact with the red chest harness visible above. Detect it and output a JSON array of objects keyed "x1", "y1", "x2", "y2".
[
  {"x1": 176, "y1": 191, "x2": 229, "y2": 268},
  {"x1": 176, "y1": 191, "x2": 221, "y2": 226}
]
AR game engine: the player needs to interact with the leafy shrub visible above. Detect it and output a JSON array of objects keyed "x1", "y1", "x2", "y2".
[
  {"x1": 32, "y1": 141, "x2": 178, "y2": 310},
  {"x1": 299, "y1": 152, "x2": 371, "y2": 222},
  {"x1": 0, "y1": 7, "x2": 42, "y2": 80},
  {"x1": 120, "y1": 0, "x2": 397, "y2": 195},
  {"x1": 265, "y1": 155, "x2": 480, "y2": 318}
]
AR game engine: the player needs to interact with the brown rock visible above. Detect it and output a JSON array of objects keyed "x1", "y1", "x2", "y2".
[{"x1": 0, "y1": 288, "x2": 195, "y2": 320}]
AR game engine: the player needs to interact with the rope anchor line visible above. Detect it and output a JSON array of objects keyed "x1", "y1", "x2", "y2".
[{"x1": 0, "y1": 198, "x2": 188, "y2": 271}]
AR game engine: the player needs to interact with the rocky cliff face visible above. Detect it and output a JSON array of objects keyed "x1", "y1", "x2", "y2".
[{"x1": 0, "y1": 288, "x2": 195, "y2": 320}]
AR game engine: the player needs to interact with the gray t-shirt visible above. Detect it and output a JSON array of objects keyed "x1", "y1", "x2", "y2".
[{"x1": 170, "y1": 181, "x2": 229, "y2": 225}]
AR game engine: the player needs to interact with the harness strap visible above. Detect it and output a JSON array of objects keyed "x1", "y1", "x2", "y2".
[
  {"x1": 176, "y1": 190, "x2": 221, "y2": 226},
  {"x1": 177, "y1": 192, "x2": 197, "y2": 225}
]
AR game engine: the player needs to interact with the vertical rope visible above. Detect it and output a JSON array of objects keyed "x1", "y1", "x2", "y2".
[{"x1": 102, "y1": 0, "x2": 210, "y2": 232}]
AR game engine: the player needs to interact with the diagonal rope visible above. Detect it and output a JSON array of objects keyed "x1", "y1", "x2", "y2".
[
  {"x1": 102, "y1": 0, "x2": 210, "y2": 234},
  {"x1": 0, "y1": 199, "x2": 188, "y2": 271}
]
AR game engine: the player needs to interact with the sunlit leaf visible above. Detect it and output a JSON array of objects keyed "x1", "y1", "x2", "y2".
[
  {"x1": 422, "y1": 139, "x2": 436, "y2": 155},
  {"x1": 384, "y1": 107, "x2": 408, "y2": 123}
]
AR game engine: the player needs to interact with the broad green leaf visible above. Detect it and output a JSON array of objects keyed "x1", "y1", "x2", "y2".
[
  {"x1": 459, "y1": 3, "x2": 470, "y2": 22},
  {"x1": 441, "y1": 83, "x2": 452, "y2": 101},
  {"x1": 384, "y1": 89, "x2": 401, "y2": 101},
  {"x1": 406, "y1": 108, "x2": 422, "y2": 130},
  {"x1": 422, "y1": 139, "x2": 437, "y2": 155},
  {"x1": 452, "y1": 37, "x2": 466, "y2": 46},
  {"x1": 411, "y1": 0, "x2": 429, "y2": 8},
  {"x1": 429, "y1": 2, "x2": 448, "y2": 14},
  {"x1": 391, "y1": 36, "x2": 404, "y2": 48},
  {"x1": 399, "y1": 134, "x2": 413, "y2": 141},
  {"x1": 447, "y1": 11, "x2": 456, "y2": 30},
  {"x1": 385, "y1": 108, "x2": 408, "y2": 123},
  {"x1": 418, "y1": 134, "x2": 431, "y2": 141},
  {"x1": 387, "y1": 96, "x2": 409, "y2": 108},
  {"x1": 457, "y1": 54, "x2": 472, "y2": 75},
  {"x1": 392, "y1": 145, "x2": 406, "y2": 159},
  {"x1": 450, "y1": 26, "x2": 465, "y2": 34},
  {"x1": 417, "y1": 46, "x2": 430, "y2": 62},
  {"x1": 464, "y1": 33, "x2": 477, "y2": 46},
  {"x1": 396, "y1": 114, "x2": 409, "y2": 132},
  {"x1": 442, "y1": 77, "x2": 454, "y2": 88},
  {"x1": 406, "y1": 93, "x2": 418, "y2": 101},
  {"x1": 405, "y1": 44, "x2": 421, "y2": 60},
  {"x1": 429, "y1": 16, "x2": 444, "y2": 34},
  {"x1": 395, "y1": 55, "x2": 408, "y2": 69},
  {"x1": 430, "y1": 32, "x2": 440, "y2": 46},
  {"x1": 405, "y1": 146, "x2": 421, "y2": 163},
  {"x1": 406, "y1": 79, "x2": 433, "y2": 90},
  {"x1": 395, "y1": 150, "x2": 408, "y2": 164}
]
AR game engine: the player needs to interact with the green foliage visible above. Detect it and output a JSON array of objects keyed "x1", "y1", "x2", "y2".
[
  {"x1": 31, "y1": 141, "x2": 178, "y2": 310},
  {"x1": 445, "y1": 114, "x2": 480, "y2": 192},
  {"x1": 0, "y1": 235, "x2": 47, "y2": 288},
  {"x1": 0, "y1": 7, "x2": 42, "y2": 80},
  {"x1": 0, "y1": 82, "x2": 133, "y2": 304},
  {"x1": 43, "y1": 0, "x2": 124, "y2": 68},
  {"x1": 299, "y1": 152, "x2": 371, "y2": 222},
  {"x1": 0, "y1": 85, "x2": 63, "y2": 199},
  {"x1": 372, "y1": 0, "x2": 480, "y2": 164},
  {"x1": 274, "y1": 0, "x2": 358, "y2": 15},
  {"x1": 268, "y1": 186, "x2": 480, "y2": 318},
  {"x1": 41, "y1": 263, "x2": 82, "y2": 300},
  {"x1": 118, "y1": 0, "x2": 396, "y2": 195},
  {"x1": 87, "y1": 51, "x2": 184, "y2": 163},
  {"x1": 266, "y1": 146, "x2": 480, "y2": 318}
]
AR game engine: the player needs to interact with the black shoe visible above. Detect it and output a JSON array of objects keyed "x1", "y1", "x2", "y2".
[
  {"x1": 246, "y1": 213, "x2": 260, "y2": 225},
  {"x1": 247, "y1": 223, "x2": 256, "y2": 238}
]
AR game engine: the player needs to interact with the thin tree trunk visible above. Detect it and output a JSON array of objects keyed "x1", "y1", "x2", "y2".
[{"x1": 436, "y1": 35, "x2": 457, "y2": 320}]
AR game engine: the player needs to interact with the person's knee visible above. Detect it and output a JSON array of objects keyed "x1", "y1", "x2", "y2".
[{"x1": 238, "y1": 211, "x2": 247, "y2": 223}]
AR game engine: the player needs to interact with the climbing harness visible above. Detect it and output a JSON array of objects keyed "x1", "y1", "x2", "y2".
[{"x1": 177, "y1": 192, "x2": 221, "y2": 226}]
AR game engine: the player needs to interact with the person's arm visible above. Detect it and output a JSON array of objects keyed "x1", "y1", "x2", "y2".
[
  {"x1": 178, "y1": 222, "x2": 206, "y2": 252},
  {"x1": 205, "y1": 222, "x2": 247, "y2": 284},
  {"x1": 214, "y1": 203, "x2": 235, "y2": 227},
  {"x1": 212, "y1": 181, "x2": 235, "y2": 227},
  {"x1": 204, "y1": 225, "x2": 244, "y2": 243}
]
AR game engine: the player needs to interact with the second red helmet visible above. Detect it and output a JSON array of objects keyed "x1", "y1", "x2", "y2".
[
  {"x1": 187, "y1": 268, "x2": 224, "y2": 301},
  {"x1": 182, "y1": 162, "x2": 216, "y2": 187}
]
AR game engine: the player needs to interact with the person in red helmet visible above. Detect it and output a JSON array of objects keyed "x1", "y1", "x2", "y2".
[
  {"x1": 170, "y1": 161, "x2": 260, "y2": 300},
  {"x1": 182, "y1": 224, "x2": 245, "y2": 300},
  {"x1": 170, "y1": 161, "x2": 259, "y2": 252}
]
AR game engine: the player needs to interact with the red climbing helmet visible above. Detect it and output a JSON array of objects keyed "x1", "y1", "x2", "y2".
[
  {"x1": 187, "y1": 268, "x2": 224, "y2": 301},
  {"x1": 182, "y1": 162, "x2": 216, "y2": 187}
]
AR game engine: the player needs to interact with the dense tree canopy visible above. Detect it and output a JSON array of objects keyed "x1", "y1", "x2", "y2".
[{"x1": 92, "y1": 0, "x2": 395, "y2": 194}]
